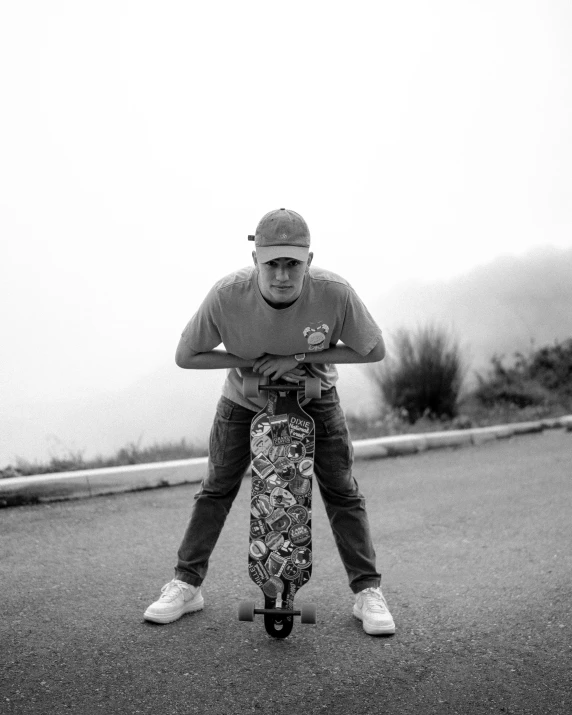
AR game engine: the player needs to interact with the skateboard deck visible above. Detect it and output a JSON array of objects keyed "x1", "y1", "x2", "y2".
[{"x1": 239, "y1": 377, "x2": 319, "y2": 637}]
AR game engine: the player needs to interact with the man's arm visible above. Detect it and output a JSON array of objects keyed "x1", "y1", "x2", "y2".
[
  {"x1": 175, "y1": 336, "x2": 307, "y2": 383},
  {"x1": 252, "y1": 336, "x2": 386, "y2": 380},
  {"x1": 175, "y1": 337, "x2": 254, "y2": 370},
  {"x1": 304, "y1": 336, "x2": 386, "y2": 364}
]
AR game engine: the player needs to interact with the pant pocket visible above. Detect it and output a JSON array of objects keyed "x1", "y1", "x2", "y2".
[
  {"x1": 208, "y1": 398, "x2": 234, "y2": 466},
  {"x1": 317, "y1": 410, "x2": 353, "y2": 473}
]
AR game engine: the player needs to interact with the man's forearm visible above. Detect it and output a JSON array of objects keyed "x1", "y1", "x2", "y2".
[
  {"x1": 176, "y1": 348, "x2": 254, "y2": 370},
  {"x1": 176, "y1": 339, "x2": 385, "y2": 372},
  {"x1": 302, "y1": 341, "x2": 384, "y2": 365}
]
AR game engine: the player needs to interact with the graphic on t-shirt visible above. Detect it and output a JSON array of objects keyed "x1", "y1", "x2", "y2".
[{"x1": 303, "y1": 322, "x2": 330, "y2": 352}]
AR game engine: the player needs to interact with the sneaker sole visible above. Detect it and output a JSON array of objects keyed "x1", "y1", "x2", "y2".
[
  {"x1": 144, "y1": 595, "x2": 205, "y2": 624},
  {"x1": 353, "y1": 606, "x2": 396, "y2": 635}
]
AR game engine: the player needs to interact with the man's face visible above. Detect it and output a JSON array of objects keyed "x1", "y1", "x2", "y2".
[{"x1": 253, "y1": 252, "x2": 313, "y2": 308}]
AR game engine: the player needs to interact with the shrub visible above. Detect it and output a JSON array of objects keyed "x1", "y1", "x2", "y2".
[
  {"x1": 473, "y1": 338, "x2": 572, "y2": 408},
  {"x1": 370, "y1": 324, "x2": 465, "y2": 423},
  {"x1": 526, "y1": 338, "x2": 572, "y2": 395}
]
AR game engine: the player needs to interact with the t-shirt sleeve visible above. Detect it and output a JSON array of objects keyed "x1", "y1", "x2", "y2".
[
  {"x1": 339, "y1": 287, "x2": 383, "y2": 356},
  {"x1": 179, "y1": 285, "x2": 223, "y2": 352}
]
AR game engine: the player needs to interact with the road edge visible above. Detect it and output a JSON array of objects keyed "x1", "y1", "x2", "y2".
[{"x1": 1, "y1": 416, "x2": 571, "y2": 508}]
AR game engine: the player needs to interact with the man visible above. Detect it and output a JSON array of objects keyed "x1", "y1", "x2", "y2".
[{"x1": 144, "y1": 208, "x2": 395, "y2": 636}]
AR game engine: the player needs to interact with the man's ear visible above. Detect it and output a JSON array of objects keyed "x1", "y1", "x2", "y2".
[
  {"x1": 252, "y1": 251, "x2": 258, "y2": 267},
  {"x1": 307, "y1": 252, "x2": 314, "y2": 269}
]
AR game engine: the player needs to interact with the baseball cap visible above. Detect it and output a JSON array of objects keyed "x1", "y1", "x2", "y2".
[{"x1": 248, "y1": 208, "x2": 311, "y2": 262}]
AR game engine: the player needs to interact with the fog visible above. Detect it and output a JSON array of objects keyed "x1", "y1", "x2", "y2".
[
  {"x1": 1, "y1": 247, "x2": 570, "y2": 466},
  {"x1": 1, "y1": 1, "x2": 571, "y2": 465}
]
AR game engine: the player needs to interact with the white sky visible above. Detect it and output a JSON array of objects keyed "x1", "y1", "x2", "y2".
[{"x1": 2, "y1": 0, "x2": 571, "y2": 406}]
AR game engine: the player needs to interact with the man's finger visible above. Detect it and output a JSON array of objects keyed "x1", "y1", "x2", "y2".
[{"x1": 282, "y1": 371, "x2": 302, "y2": 382}]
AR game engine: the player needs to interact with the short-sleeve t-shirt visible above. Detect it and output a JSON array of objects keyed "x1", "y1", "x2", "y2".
[{"x1": 180, "y1": 265, "x2": 382, "y2": 410}]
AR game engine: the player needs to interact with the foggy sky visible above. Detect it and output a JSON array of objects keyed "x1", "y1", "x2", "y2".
[{"x1": 1, "y1": 1, "x2": 571, "y2": 463}]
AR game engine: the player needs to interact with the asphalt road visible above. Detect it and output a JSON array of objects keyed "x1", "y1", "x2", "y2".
[{"x1": 1, "y1": 429, "x2": 571, "y2": 715}]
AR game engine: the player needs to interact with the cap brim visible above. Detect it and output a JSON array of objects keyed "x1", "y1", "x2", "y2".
[{"x1": 256, "y1": 245, "x2": 310, "y2": 262}]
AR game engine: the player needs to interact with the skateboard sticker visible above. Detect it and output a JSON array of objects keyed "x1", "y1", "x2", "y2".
[
  {"x1": 251, "y1": 433, "x2": 273, "y2": 455},
  {"x1": 249, "y1": 540, "x2": 269, "y2": 560},
  {"x1": 266, "y1": 391, "x2": 278, "y2": 416},
  {"x1": 287, "y1": 505, "x2": 309, "y2": 525},
  {"x1": 282, "y1": 562, "x2": 300, "y2": 581},
  {"x1": 269, "y1": 487, "x2": 297, "y2": 509},
  {"x1": 302, "y1": 439, "x2": 315, "y2": 458},
  {"x1": 268, "y1": 414, "x2": 291, "y2": 445},
  {"x1": 266, "y1": 473, "x2": 288, "y2": 490},
  {"x1": 289, "y1": 523, "x2": 311, "y2": 547},
  {"x1": 263, "y1": 575, "x2": 284, "y2": 598},
  {"x1": 248, "y1": 560, "x2": 270, "y2": 588},
  {"x1": 250, "y1": 518, "x2": 270, "y2": 539},
  {"x1": 290, "y1": 474, "x2": 311, "y2": 496},
  {"x1": 265, "y1": 531, "x2": 285, "y2": 551},
  {"x1": 284, "y1": 583, "x2": 298, "y2": 609},
  {"x1": 298, "y1": 458, "x2": 313, "y2": 477},
  {"x1": 291, "y1": 546, "x2": 312, "y2": 569},
  {"x1": 286, "y1": 441, "x2": 306, "y2": 462},
  {"x1": 252, "y1": 453, "x2": 274, "y2": 479},
  {"x1": 273, "y1": 456, "x2": 296, "y2": 481},
  {"x1": 251, "y1": 417, "x2": 271, "y2": 437},
  {"x1": 265, "y1": 552, "x2": 287, "y2": 577},
  {"x1": 265, "y1": 507, "x2": 292, "y2": 532},
  {"x1": 268, "y1": 444, "x2": 286, "y2": 461},
  {"x1": 252, "y1": 478, "x2": 267, "y2": 495},
  {"x1": 278, "y1": 539, "x2": 294, "y2": 557},
  {"x1": 289, "y1": 415, "x2": 312, "y2": 441},
  {"x1": 251, "y1": 494, "x2": 273, "y2": 518}
]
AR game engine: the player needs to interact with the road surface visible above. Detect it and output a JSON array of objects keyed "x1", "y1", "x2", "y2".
[{"x1": 1, "y1": 429, "x2": 571, "y2": 714}]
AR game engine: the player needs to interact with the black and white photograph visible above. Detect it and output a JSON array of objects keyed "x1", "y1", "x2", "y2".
[{"x1": 1, "y1": 1, "x2": 571, "y2": 713}]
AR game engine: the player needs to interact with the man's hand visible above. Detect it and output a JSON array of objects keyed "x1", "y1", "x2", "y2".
[{"x1": 252, "y1": 354, "x2": 304, "y2": 382}]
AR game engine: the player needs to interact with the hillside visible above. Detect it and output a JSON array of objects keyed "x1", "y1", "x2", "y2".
[{"x1": 373, "y1": 246, "x2": 572, "y2": 386}]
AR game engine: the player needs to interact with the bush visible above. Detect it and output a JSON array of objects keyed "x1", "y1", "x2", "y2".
[
  {"x1": 526, "y1": 338, "x2": 572, "y2": 395},
  {"x1": 473, "y1": 338, "x2": 572, "y2": 409},
  {"x1": 370, "y1": 324, "x2": 465, "y2": 423}
]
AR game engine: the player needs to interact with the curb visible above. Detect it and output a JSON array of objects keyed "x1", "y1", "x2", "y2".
[{"x1": 1, "y1": 416, "x2": 570, "y2": 508}]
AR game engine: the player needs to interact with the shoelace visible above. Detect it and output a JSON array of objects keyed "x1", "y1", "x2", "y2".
[
  {"x1": 362, "y1": 588, "x2": 388, "y2": 613},
  {"x1": 159, "y1": 581, "x2": 188, "y2": 602}
]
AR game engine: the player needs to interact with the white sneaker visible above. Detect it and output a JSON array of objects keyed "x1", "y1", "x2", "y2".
[
  {"x1": 353, "y1": 587, "x2": 395, "y2": 635},
  {"x1": 144, "y1": 579, "x2": 204, "y2": 624}
]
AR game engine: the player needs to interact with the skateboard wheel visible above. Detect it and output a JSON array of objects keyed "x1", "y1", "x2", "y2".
[
  {"x1": 300, "y1": 603, "x2": 317, "y2": 624},
  {"x1": 238, "y1": 600, "x2": 256, "y2": 622},
  {"x1": 243, "y1": 376, "x2": 260, "y2": 398},
  {"x1": 304, "y1": 377, "x2": 322, "y2": 400}
]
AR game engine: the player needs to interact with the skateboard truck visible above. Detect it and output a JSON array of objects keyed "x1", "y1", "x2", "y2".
[
  {"x1": 238, "y1": 600, "x2": 317, "y2": 639},
  {"x1": 243, "y1": 375, "x2": 322, "y2": 400}
]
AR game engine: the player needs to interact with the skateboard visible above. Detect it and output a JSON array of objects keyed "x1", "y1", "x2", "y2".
[{"x1": 238, "y1": 372, "x2": 321, "y2": 638}]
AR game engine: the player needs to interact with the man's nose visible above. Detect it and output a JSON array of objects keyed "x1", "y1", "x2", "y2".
[{"x1": 276, "y1": 266, "x2": 289, "y2": 281}]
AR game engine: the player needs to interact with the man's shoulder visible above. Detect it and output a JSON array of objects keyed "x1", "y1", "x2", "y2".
[
  {"x1": 212, "y1": 266, "x2": 255, "y2": 294},
  {"x1": 308, "y1": 266, "x2": 354, "y2": 294}
]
